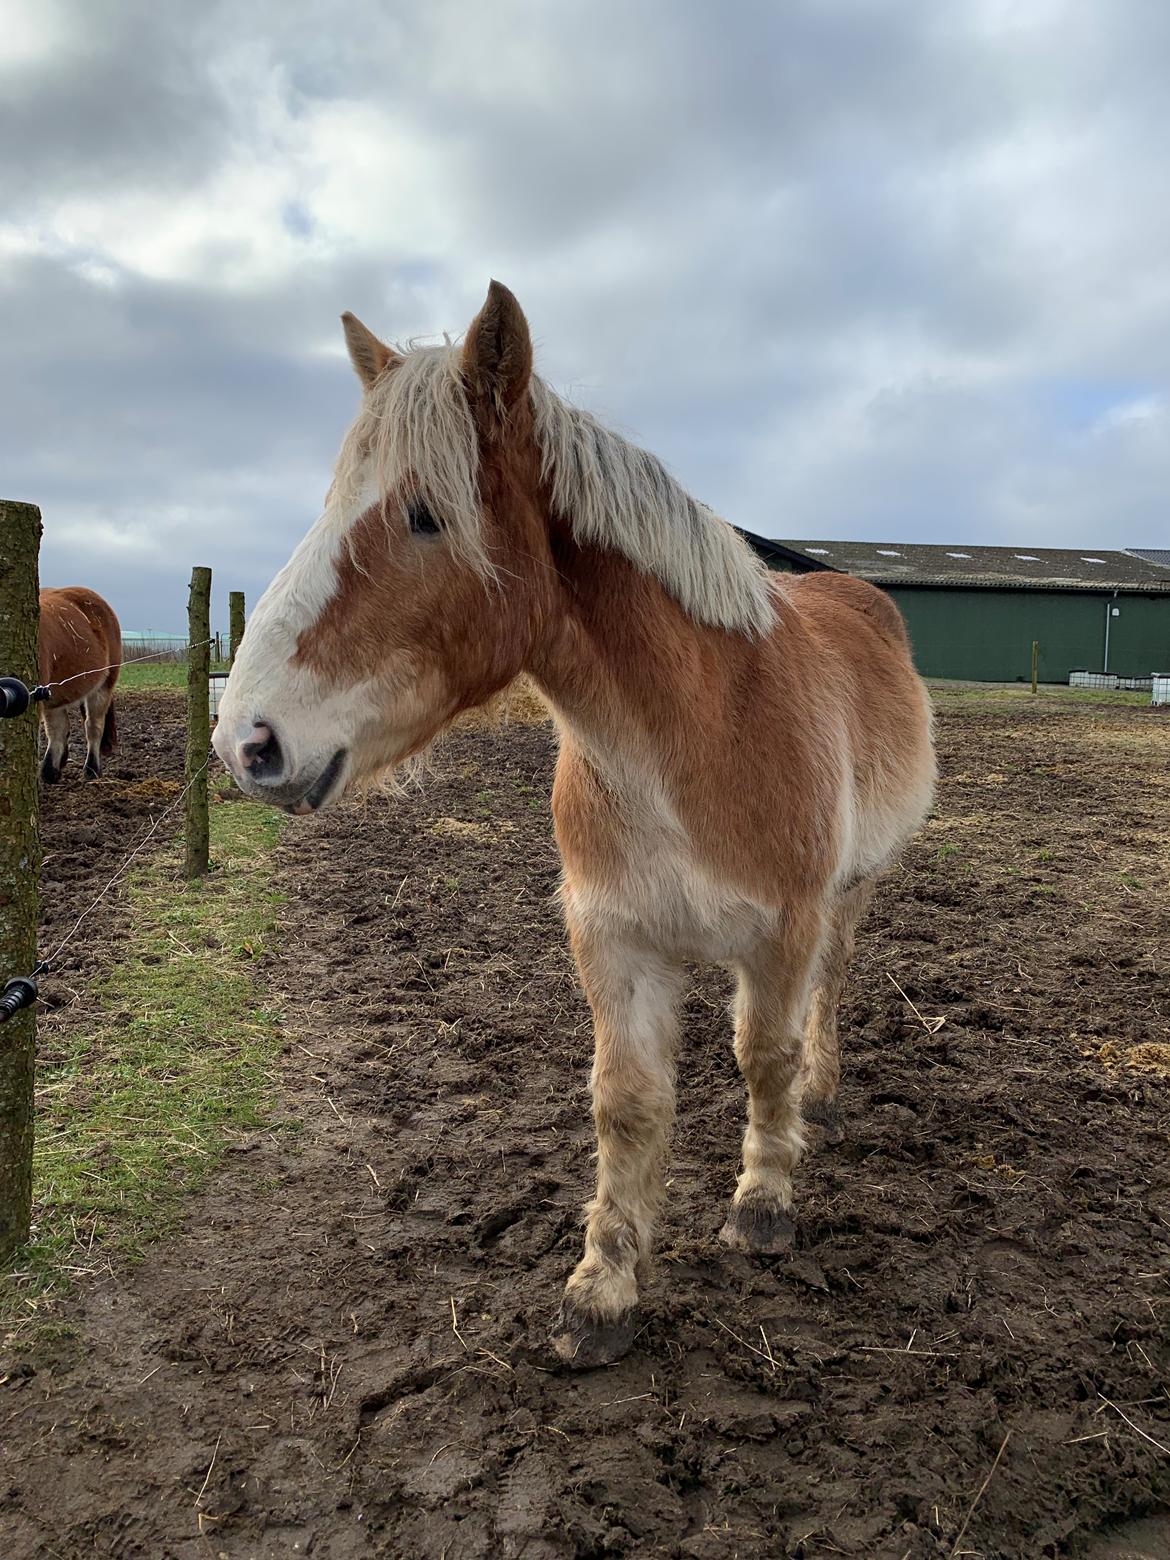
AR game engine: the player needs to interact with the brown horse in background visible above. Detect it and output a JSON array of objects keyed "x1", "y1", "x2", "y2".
[{"x1": 38, "y1": 587, "x2": 122, "y2": 783}]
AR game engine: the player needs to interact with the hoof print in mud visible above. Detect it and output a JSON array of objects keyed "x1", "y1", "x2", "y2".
[
  {"x1": 803, "y1": 1097, "x2": 844, "y2": 1143},
  {"x1": 551, "y1": 1303, "x2": 637, "y2": 1369},
  {"x1": 720, "y1": 1201, "x2": 797, "y2": 1255}
]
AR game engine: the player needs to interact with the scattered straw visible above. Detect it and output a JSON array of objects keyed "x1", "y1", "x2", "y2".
[
  {"x1": 950, "y1": 1429, "x2": 1011, "y2": 1556},
  {"x1": 886, "y1": 972, "x2": 946, "y2": 1034},
  {"x1": 713, "y1": 1317, "x2": 777, "y2": 1373},
  {"x1": 194, "y1": 1432, "x2": 222, "y2": 1508},
  {"x1": 450, "y1": 1296, "x2": 468, "y2": 1353},
  {"x1": 1098, "y1": 1395, "x2": 1170, "y2": 1457}
]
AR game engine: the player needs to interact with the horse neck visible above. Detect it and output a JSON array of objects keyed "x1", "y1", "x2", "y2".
[{"x1": 525, "y1": 526, "x2": 760, "y2": 774}]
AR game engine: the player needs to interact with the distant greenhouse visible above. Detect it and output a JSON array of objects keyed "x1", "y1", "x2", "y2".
[{"x1": 121, "y1": 632, "x2": 189, "y2": 662}]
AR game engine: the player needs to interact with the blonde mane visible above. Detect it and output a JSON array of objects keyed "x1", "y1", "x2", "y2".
[{"x1": 332, "y1": 343, "x2": 776, "y2": 637}]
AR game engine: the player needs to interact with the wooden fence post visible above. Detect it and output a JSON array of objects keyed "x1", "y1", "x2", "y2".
[
  {"x1": 1031, "y1": 641, "x2": 1039, "y2": 696},
  {"x1": 229, "y1": 591, "x2": 245, "y2": 667},
  {"x1": 0, "y1": 500, "x2": 42, "y2": 1260},
  {"x1": 185, "y1": 567, "x2": 212, "y2": 879}
]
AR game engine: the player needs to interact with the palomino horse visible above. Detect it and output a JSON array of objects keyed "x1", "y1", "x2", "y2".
[
  {"x1": 38, "y1": 587, "x2": 121, "y2": 783},
  {"x1": 215, "y1": 283, "x2": 936, "y2": 1365}
]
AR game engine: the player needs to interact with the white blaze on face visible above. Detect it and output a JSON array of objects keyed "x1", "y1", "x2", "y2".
[{"x1": 212, "y1": 464, "x2": 383, "y2": 804}]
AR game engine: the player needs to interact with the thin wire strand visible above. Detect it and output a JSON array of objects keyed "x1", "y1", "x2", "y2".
[
  {"x1": 41, "y1": 638, "x2": 220, "y2": 694},
  {"x1": 42, "y1": 750, "x2": 216, "y2": 966}
]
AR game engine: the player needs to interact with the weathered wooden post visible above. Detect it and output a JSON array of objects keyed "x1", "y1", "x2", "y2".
[
  {"x1": 1031, "y1": 641, "x2": 1039, "y2": 696},
  {"x1": 229, "y1": 591, "x2": 245, "y2": 667},
  {"x1": 185, "y1": 567, "x2": 212, "y2": 879},
  {"x1": 0, "y1": 499, "x2": 42, "y2": 1259}
]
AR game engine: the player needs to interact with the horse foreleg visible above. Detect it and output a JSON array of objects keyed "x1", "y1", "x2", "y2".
[
  {"x1": 801, "y1": 877, "x2": 876, "y2": 1143},
  {"x1": 721, "y1": 902, "x2": 826, "y2": 1254},
  {"x1": 40, "y1": 706, "x2": 71, "y2": 784},
  {"x1": 553, "y1": 924, "x2": 684, "y2": 1368}
]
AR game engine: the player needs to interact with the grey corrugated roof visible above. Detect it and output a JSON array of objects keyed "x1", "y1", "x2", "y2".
[
  {"x1": 1125, "y1": 548, "x2": 1170, "y2": 569},
  {"x1": 733, "y1": 527, "x2": 837, "y2": 571},
  {"x1": 775, "y1": 541, "x2": 1170, "y2": 593}
]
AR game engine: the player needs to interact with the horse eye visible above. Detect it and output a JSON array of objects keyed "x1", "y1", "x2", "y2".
[{"x1": 406, "y1": 497, "x2": 440, "y2": 536}]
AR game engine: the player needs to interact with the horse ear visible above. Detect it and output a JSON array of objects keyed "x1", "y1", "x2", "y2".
[
  {"x1": 341, "y1": 312, "x2": 397, "y2": 389},
  {"x1": 461, "y1": 280, "x2": 532, "y2": 417}
]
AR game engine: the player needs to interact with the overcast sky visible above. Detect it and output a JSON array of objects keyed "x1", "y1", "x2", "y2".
[{"x1": 3, "y1": 0, "x2": 1169, "y2": 631}]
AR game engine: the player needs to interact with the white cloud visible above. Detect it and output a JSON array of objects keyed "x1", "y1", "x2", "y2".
[{"x1": 0, "y1": 0, "x2": 71, "y2": 70}]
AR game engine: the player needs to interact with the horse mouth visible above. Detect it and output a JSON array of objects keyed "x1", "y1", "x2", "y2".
[{"x1": 287, "y1": 749, "x2": 348, "y2": 816}]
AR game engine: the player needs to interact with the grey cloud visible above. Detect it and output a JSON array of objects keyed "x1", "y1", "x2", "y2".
[
  {"x1": 1, "y1": 4, "x2": 237, "y2": 203},
  {"x1": 3, "y1": 0, "x2": 1170, "y2": 635}
]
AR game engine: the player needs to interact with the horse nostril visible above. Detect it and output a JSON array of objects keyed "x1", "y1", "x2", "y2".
[{"x1": 240, "y1": 723, "x2": 284, "y2": 781}]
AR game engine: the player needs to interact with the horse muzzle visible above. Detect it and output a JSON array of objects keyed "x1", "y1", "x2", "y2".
[{"x1": 214, "y1": 718, "x2": 349, "y2": 815}]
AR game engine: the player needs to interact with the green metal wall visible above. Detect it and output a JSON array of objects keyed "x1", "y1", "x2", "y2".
[{"x1": 881, "y1": 586, "x2": 1170, "y2": 682}]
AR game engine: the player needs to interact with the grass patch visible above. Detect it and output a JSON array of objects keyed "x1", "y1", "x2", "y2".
[
  {"x1": 928, "y1": 680, "x2": 1152, "y2": 709},
  {"x1": 3, "y1": 800, "x2": 287, "y2": 1339},
  {"x1": 118, "y1": 660, "x2": 230, "y2": 692}
]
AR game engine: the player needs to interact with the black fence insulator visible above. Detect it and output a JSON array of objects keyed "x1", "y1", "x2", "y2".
[
  {"x1": 0, "y1": 677, "x2": 30, "y2": 718},
  {"x1": 0, "y1": 976, "x2": 38, "y2": 1025},
  {"x1": 0, "y1": 677, "x2": 50, "y2": 718}
]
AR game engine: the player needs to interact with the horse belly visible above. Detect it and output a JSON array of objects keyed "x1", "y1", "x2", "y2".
[{"x1": 837, "y1": 744, "x2": 936, "y2": 888}]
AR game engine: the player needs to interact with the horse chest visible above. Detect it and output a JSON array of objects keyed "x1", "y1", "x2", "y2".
[{"x1": 560, "y1": 807, "x2": 780, "y2": 963}]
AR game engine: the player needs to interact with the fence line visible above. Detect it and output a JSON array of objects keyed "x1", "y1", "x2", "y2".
[
  {"x1": 41, "y1": 748, "x2": 215, "y2": 968},
  {"x1": 0, "y1": 499, "x2": 41, "y2": 1259},
  {"x1": 0, "y1": 582, "x2": 245, "y2": 955},
  {"x1": 0, "y1": 522, "x2": 249, "y2": 1260},
  {"x1": 0, "y1": 639, "x2": 222, "y2": 717},
  {"x1": 229, "y1": 592, "x2": 245, "y2": 666},
  {"x1": 185, "y1": 569, "x2": 213, "y2": 878},
  {"x1": 39, "y1": 636, "x2": 219, "y2": 694}
]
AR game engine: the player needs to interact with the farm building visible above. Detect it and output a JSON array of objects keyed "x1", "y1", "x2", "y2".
[
  {"x1": 737, "y1": 534, "x2": 1170, "y2": 683},
  {"x1": 732, "y1": 528, "x2": 836, "y2": 576}
]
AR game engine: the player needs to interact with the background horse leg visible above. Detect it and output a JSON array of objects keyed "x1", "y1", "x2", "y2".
[
  {"x1": 721, "y1": 902, "x2": 826, "y2": 1254},
  {"x1": 553, "y1": 924, "x2": 684, "y2": 1367},
  {"x1": 802, "y1": 877, "x2": 877, "y2": 1143},
  {"x1": 39, "y1": 706, "x2": 71, "y2": 784},
  {"x1": 82, "y1": 685, "x2": 113, "y2": 778}
]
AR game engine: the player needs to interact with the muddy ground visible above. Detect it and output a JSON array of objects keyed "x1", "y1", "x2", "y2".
[{"x1": 2, "y1": 692, "x2": 1168, "y2": 1558}]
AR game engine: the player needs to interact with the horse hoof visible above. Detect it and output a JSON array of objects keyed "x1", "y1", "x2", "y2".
[
  {"x1": 803, "y1": 1096, "x2": 843, "y2": 1144},
  {"x1": 720, "y1": 1200, "x2": 796, "y2": 1255},
  {"x1": 40, "y1": 765, "x2": 60, "y2": 786},
  {"x1": 84, "y1": 762, "x2": 101, "y2": 781},
  {"x1": 551, "y1": 1302, "x2": 636, "y2": 1369}
]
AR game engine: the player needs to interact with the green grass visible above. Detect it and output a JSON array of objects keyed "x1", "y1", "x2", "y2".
[
  {"x1": 928, "y1": 680, "x2": 1152, "y2": 709},
  {"x1": 118, "y1": 660, "x2": 230, "y2": 691},
  {"x1": 3, "y1": 800, "x2": 287, "y2": 1337}
]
